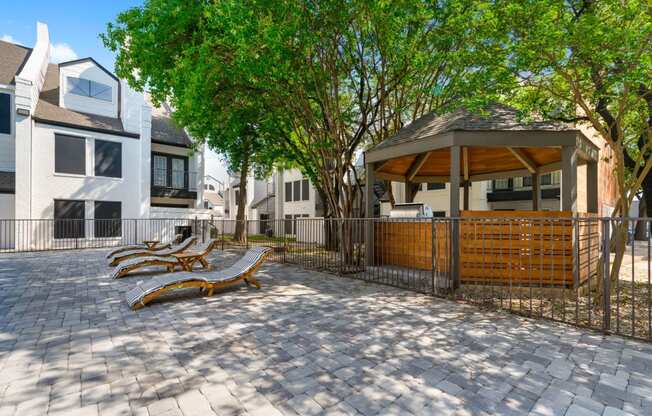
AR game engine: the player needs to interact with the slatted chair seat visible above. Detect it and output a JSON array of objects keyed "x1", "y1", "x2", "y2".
[
  {"x1": 126, "y1": 246, "x2": 272, "y2": 310},
  {"x1": 110, "y1": 239, "x2": 218, "y2": 279},
  {"x1": 108, "y1": 236, "x2": 196, "y2": 266},
  {"x1": 106, "y1": 242, "x2": 172, "y2": 259}
]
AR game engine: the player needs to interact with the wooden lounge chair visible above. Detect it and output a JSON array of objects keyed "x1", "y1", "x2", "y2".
[
  {"x1": 125, "y1": 246, "x2": 272, "y2": 310},
  {"x1": 110, "y1": 239, "x2": 219, "y2": 279},
  {"x1": 108, "y1": 236, "x2": 197, "y2": 267},
  {"x1": 106, "y1": 241, "x2": 172, "y2": 259}
]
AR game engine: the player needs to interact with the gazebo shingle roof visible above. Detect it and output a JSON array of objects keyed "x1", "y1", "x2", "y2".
[{"x1": 373, "y1": 103, "x2": 574, "y2": 152}]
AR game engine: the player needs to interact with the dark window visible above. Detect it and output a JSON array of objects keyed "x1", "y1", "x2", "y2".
[
  {"x1": 432, "y1": 211, "x2": 446, "y2": 217},
  {"x1": 293, "y1": 180, "x2": 301, "y2": 201},
  {"x1": 151, "y1": 153, "x2": 189, "y2": 189},
  {"x1": 522, "y1": 176, "x2": 532, "y2": 187},
  {"x1": 54, "y1": 199, "x2": 85, "y2": 239},
  {"x1": 285, "y1": 182, "x2": 292, "y2": 202},
  {"x1": 55, "y1": 134, "x2": 86, "y2": 175},
  {"x1": 94, "y1": 201, "x2": 121, "y2": 238},
  {"x1": 0, "y1": 93, "x2": 10, "y2": 135},
  {"x1": 67, "y1": 77, "x2": 112, "y2": 101},
  {"x1": 541, "y1": 173, "x2": 552, "y2": 185},
  {"x1": 234, "y1": 190, "x2": 240, "y2": 204},
  {"x1": 301, "y1": 179, "x2": 309, "y2": 201},
  {"x1": 284, "y1": 214, "x2": 293, "y2": 234},
  {"x1": 427, "y1": 183, "x2": 445, "y2": 191},
  {"x1": 94, "y1": 140, "x2": 122, "y2": 178}
]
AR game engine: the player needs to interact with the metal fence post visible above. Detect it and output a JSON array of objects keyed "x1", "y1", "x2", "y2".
[
  {"x1": 134, "y1": 219, "x2": 138, "y2": 244},
  {"x1": 221, "y1": 218, "x2": 225, "y2": 250},
  {"x1": 602, "y1": 218, "x2": 611, "y2": 332}
]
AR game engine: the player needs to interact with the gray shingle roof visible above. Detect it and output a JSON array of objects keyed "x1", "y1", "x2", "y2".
[
  {"x1": 151, "y1": 115, "x2": 192, "y2": 147},
  {"x1": 33, "y1": 64, "x2": 138, "y2": 138},
  {"x1": 0, "y1": 40, "x2": 31, "y2": 85},
  {"x1": 147, "y1": 95, "x2": 192, "y2": 147},
  {"x1": 373, "y1": 103, "x2": 574, "y2": 151},
  {"x1": 0, "y1": 171, "x2": 15, "y2": 194}
]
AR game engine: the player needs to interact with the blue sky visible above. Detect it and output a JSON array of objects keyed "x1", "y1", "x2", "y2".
[
  {"x1": 1, "y1": 0, "x2": 143, "y2": 71},
  {"x1": 2, "y1": 0, "x2": 229, "y2": 183}
]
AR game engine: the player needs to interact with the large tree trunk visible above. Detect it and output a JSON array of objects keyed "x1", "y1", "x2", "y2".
[{"x1": 233, "y1": 155, "x2": 250, "y2": 243}]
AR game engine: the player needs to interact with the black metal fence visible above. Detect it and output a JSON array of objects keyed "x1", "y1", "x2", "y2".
[{"x1": 1, "y1": 216, "x2": 651, "y2": 342}]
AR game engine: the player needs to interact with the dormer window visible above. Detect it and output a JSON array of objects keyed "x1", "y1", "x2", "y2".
[{"x1": 66, "y1": 77, "x2": 112, "y2": 102}]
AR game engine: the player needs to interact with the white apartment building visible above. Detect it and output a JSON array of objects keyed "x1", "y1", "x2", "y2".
[
  {"x1": 203, "y1": 174, "x2": 225, "y2": 216},
  {"x1": 0, "y1": 22, "x2": 208, "y2": 249}
]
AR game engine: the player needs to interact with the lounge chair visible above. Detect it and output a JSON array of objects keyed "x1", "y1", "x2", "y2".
[
  {"x1": 110, "y1": 239, "x2": 219, "y2": 279},
  {"x1": 125, "y1": 246, "x2": 272, "y2": 310},
  {"x1": 106, "y1": 240, "x2": 172, "y2": 259},
  {"x1": 108, "y1": 236, "x2": 197, "y2": 266}
]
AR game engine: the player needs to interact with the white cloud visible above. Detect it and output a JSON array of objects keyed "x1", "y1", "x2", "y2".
[
  {"x1": 50, "y1": 42, "x2": 78, "y2": 63},
  {"x1": 1, "y1": 34, "x2": 22, "y2": 45}
]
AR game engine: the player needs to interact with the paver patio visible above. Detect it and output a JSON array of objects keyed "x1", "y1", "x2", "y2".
[{"x1": 0, "y1": 249, "x2": 651, "y2": 416}]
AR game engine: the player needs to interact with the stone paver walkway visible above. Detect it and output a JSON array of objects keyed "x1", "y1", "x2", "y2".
[{"x1": 0, "y1": 249, "x2": 652, "y2": 416}]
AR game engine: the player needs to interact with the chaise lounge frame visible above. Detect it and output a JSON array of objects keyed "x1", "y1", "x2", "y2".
[
  {"x1": 108, "y1": 236, "x2": 197, "y2": 267},
  {"x1": 111, "y1": 239, "x2": 218, "y2": 279},
  {"x1": 126, "y1": 246, "x2": 272, "y2": 310}
]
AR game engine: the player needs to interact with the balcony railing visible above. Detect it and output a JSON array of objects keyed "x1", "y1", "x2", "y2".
[{"x1": 152, "y1": 169, "x2": 198, "y2": 191}]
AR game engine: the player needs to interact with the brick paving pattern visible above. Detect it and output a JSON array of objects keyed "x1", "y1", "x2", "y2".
[{"x1": 0, "y1": 249, "x2": 651, "y2": 415}]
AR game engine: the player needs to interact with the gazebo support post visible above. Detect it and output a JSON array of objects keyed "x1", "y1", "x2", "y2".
[
  {"x1": 463, "y1": 182, "x2": 470, "y2": 210},
  {"x1": 365, "y1": 162, "x2": 375, "y2": 267},
  {"x1": 561, "y1": 146, "x2": 578, "y2": 213},
  {"x1": 587, "y1": 161, "x2": 598, "y2": 213},
  {"x1": 532, "y1": 173, "x2": 541, "y2": 211},
  {"x1": 450, "y1": 145, "x2": 461, "y2": 289}
]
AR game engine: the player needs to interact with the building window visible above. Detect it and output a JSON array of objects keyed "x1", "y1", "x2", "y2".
[
  {"x1": 541, "y1": 172, "x2": 560, "y2": 186},
  {"x1": 433, "y1": 211, "x2": 446, "y2": 217},
  {"x1": 94, "y1": 140, "x2": 122, "y2": 178},
  {"x1": 54, "y1": 199, "x2": 85, "y2": 239},
  {"x1": 493, "y1": 178, "x2": 512, "y2": 191},
  {"x1": 171, "y1": 158, "x2": 185, "y2": 189},
  {"x1": 301, "y1": 179, "x2": 309, "y2": 201},
  {"x1": 94, "y1": 201, "x2": 121, "y2": 238},
  {"x1": 151, "y1": 153, "x2": 188, "y2": 189},
  {"x1": 55, "y1": 134, "x2": 86, "y2": 175},
  {"x1": 285, "y1": 182, "x2": 292, "y2": 202},
  {"x1": 234, "y1": 189, "x2": 240, "y2": 203},
  {"x1": 522, "y1": 176, "x2": 532, "y2": 187},
  {"x1": 293, "y1": 180, "x2": 301, "y2": 202},
  {"x1": 426, "y1": 183, "x2": 445, "y2": 191},
  {"x1": 153, "y1": 155, "x2": 167, "y2": 186},
  {"x1": 0, "y1": 93, "x2": 10, "y2": 135},
  {"x1": 67, "y1": 77, "x2": 112, "y2": 101},
  {"x1": 284, "y1": 214, "x2": 293, "y2": 234}
]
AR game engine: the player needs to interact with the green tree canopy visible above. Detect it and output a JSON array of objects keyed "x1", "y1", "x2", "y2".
[{"x1": 103, "y1": 0, "x2": 513, "y2": 219}]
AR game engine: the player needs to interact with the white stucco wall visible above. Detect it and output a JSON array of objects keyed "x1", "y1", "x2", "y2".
[
  {"x1": 281, "y1": 168, "x2": 316, "y2": 218},
  {"x1": 31, "y1": 123, "x2": 144, "y2": 220},
  {"x1": 59, "y1": 60, "x2": 119, "y2": 118}
]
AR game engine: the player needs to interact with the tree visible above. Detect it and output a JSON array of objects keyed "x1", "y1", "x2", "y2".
[
  {"x1": 105, "y1": 0, "x2": 512, "y2": 223},
  {"x1": 102, "y1": 2, "x2": 285, "y2": 242},
  {"x1": 497, "y1": 0, "x2": 652, "y2": 288}
]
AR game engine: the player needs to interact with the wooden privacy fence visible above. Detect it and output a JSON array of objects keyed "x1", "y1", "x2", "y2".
[{"x1": 373, "y1": 211, "x2": 600, "y2": 288}]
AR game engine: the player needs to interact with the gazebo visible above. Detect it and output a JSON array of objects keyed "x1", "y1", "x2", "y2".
[{"x1": 364, "y1": 104, "x2": 600, "y2": 289}]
